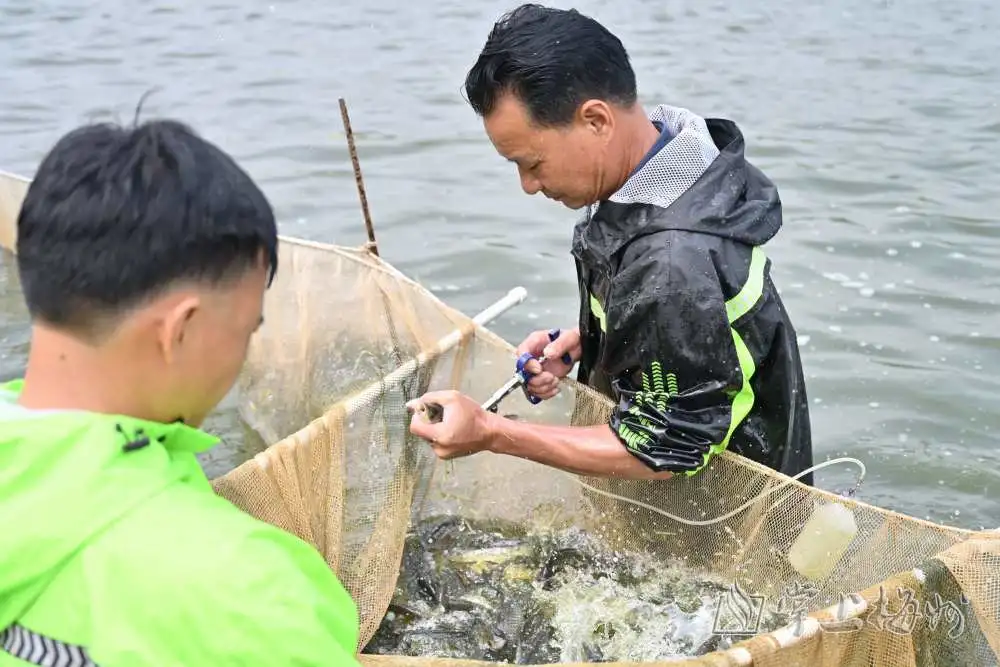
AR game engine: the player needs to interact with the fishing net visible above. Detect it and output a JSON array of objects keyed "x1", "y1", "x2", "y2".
[
  {"x1": 213, "y1": 234, "x2": 1000, "y2": 667},
  {"x1": 1, "y1": 169, "x2": 998, "y2": 666},
  {"x1": 0, "y1": 172, "x2": 26, "y2": 253}
]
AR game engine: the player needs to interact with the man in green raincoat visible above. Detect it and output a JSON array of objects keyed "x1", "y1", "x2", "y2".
[{"x1": 0, "y1": 119, "x2": 359, "y2": 665}]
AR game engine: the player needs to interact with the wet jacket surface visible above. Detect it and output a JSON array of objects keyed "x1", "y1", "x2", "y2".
[
  {"x1": 572, "y1": 105, "x2": 814, "y2": 482},
  {"x1": 0, "y1": 379, "x2": 360, "y2": 667}
]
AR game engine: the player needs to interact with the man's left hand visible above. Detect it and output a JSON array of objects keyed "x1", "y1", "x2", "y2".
[{"x1": 407, "y1": 390, "x2": 497, "y2": 460}]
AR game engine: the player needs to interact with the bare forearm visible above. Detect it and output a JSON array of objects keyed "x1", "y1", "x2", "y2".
[{"x1": 485, "y1": 415, "x2": 673, "y2": 480}]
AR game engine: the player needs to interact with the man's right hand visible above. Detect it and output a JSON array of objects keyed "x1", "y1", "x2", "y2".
[{"x1": 516, "y1": 327, "x2": 581, "y2": 400}]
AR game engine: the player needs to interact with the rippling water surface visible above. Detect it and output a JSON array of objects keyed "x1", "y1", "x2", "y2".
[{"x1": 1, "y1": 0, "x2": 998, "y2": 530}]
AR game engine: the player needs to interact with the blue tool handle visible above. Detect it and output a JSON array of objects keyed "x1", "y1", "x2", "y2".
[
  {"x1": 515, "y1": 352, "x2": 538, "y2": 379},
  {"x1": 546, "y1": 328, "x2": 573, "y2": 366},
  {"x1": 512, "y1": 352, "x2": 543, "y2": 405},
  {"x1": 516, "y1": 329, "x2": 574, "y2": 405},
  {"x1": 513, "y1": 352, "x2": 543, "y2": 405}
]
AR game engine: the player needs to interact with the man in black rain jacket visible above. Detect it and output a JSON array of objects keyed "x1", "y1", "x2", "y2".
[{"x1": 408, "y1": 3, "x2": 814, "y2": 485}]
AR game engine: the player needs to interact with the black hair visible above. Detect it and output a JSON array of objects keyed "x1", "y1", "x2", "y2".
[
  {"x1": 464, "y1": 3, "x2": 638, "y2": 127},
  {"x1": 16, "y1": 116, "x2": 278, "y2": 336}
]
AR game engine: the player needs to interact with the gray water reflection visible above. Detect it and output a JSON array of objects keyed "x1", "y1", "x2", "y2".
[{"x1": 1, "y1": 0, "x2": 998, "y2": 529}]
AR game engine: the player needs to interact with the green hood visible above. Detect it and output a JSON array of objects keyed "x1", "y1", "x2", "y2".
[{"x1": 0, "y1": 378, "x2": 219, "y2": 630}]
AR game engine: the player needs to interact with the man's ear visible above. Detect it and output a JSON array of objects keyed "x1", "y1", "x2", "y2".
[
  {"x1": 157, "y1": 295, "x2": 201, "y2": 365},
  {"x1": 578, "y1": 99, "x2": 615, "y2": 139}
]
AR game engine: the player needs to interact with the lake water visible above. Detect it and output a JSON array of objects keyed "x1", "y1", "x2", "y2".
[{"x1": 1, "y1": 0, "x2": 998, "y2": 530}]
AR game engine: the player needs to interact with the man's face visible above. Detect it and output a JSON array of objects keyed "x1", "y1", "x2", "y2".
[
  {"x1": 483, "y1": 93, "x2": 613, "y2": 210},
  {"x1": 156, "y1": 260, "x2": 269, "y2": 427}
]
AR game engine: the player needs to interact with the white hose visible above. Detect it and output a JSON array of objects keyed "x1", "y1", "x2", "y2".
[
  {"x1": 250, "y1": 287, "x2": 528, "y2": 469},
  {"x1": 565, "y1": 456, "x2": 867, "y2": 527},
  {"x1": 333, "y1": 284, "x2": 865, "y2": 529},
  {"x1": 340, "y1": 286, "x2": 527, "y2": 415}
]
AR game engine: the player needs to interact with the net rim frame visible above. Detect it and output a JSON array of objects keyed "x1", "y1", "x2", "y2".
[
  {"x1": 4, "y1": 171, "x2": 996, "y2": 665},
  {"x1": 274, "y1": 234, "x2": 986, "y2": 540}
]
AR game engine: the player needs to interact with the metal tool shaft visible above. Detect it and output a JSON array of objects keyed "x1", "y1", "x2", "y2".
[
  {"x1": 480, "y1": 353, "x2": 552, "y2": 413},
  {"x1": 481, "y1": 376, "x2": 523, "y2": 413}
]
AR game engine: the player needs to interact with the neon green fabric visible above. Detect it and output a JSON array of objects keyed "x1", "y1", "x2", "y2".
[
  {"x1": 610, "y1": 247, "x2": 768, "y2": 476},
  {"x1": 0, "y1": 379, "x2": 360, "y2": 666}
]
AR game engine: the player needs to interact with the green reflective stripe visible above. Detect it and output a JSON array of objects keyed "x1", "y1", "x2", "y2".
[
  {"x1": 666, "y1": 373, "x2": 679, "y2": 396},
  {"x1": 618, "y1": 405, "x2": 647, "y2": 452},
  {"x1": 617, "y1": 363, "x2": 671, "y2": 451},
  {"x1": 680, "y1": 247, "x2": 764, "y2": 474},
  {"x1": 682, "y1": 247, "x2": 764, "y2": 475},
  {"x1": 684, "y1": 327, "x2": 756, "y2": 477},
  {"x1": 611, "y1": 245, "x2": 766, "y2": 474},
  {"x1": 650, "y1": 361, "x2": 667, "y2": 412},
  {"x1": 589, "y1": 292, "x2": 606, "y2": 332},
  {"x1": 725, "y1": 246, "x2": 767, "y2": 323}
]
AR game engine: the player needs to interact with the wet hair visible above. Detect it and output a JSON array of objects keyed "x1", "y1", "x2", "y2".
[
  {"x1": 464, "y1": 3, "x2": 638, "y2": 127},
  {"x1": 16, "y1": 116, "x2": 278, "y2": 338}
]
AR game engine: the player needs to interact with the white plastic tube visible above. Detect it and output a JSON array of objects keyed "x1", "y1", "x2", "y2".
[
  {"x1": 340, "y1": 286, "x2": 527, "y2": 415},
  {"x1": 567, "y1": 457, "x2": 866, "y2": 527}
]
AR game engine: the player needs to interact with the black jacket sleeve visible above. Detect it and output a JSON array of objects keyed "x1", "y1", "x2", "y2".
[{"x1": 604, "y1": 233, "x2": 759, "y2": 475}]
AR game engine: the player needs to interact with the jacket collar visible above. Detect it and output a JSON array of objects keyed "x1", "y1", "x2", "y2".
[
  {"x1": 572, "y1": 116, "x2": 761, "y2": 269},
  {"x1": 0, "y1": 379, "x2": 220, "y2": 454}
]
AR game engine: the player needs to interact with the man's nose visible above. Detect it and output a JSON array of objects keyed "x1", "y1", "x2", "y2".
[{"x1": 519, "y1": 172, "x2": 542, "y2": 196}]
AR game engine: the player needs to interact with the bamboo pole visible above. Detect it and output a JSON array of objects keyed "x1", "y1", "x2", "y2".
[{"x1": 338, "y1": 98, "x2": 379, "y2": 256}]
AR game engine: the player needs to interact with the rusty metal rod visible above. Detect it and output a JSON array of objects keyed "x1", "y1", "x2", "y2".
[{"x1": 338, "y1": 97, "x2": 378, "y2": 256}]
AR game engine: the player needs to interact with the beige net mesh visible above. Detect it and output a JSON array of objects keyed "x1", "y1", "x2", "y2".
[
  {"x1": 2, "y1": 170, "x2": 999, "y2": 666},
  {"x1": 216, "y1": 233, "x2": 1000, "y2": 667}
]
